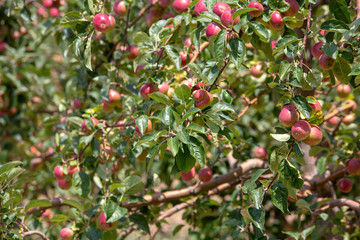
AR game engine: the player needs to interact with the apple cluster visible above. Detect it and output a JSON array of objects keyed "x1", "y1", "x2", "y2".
[
  {"x1": 38, "y1": 0, "x2": 66, "y2": 18},
  {"x1": 337, "y1": 158, "x2": 360, "y2": 193},
  {"x1": 53, "y1": 164, "x2": 80, "y2": 190},
  {"x1": 180, "y1": 166, "x2": 213, "y2": 183},
  {"x1": 311, "y1": 41, "x2": 335, "y2": 70}
]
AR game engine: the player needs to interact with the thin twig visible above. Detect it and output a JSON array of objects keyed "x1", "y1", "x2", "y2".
[
  {"x1": 299, "y1": 5, "x2": 312, "y2": 68},
  {"x1": 207, "y1": 57, "x2": 230, "y2": 92},
  {"x1": 156, "y1": 25, "x2": 181, "y2": 68},
  {"x1": 128, "y1": 0, "x2": 159, "y2": 28},
  {"x1": 22, "y1": 230, "x2": 49, "y2": 240}
]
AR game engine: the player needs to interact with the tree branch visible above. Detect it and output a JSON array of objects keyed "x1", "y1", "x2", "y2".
[
  {"x1": 299, "y1": 5, "x2": 312, "y2": 68},
  {"x1": 22, "y1": 230, "x2": 49, "y2": 240},
  {"x1": 128, "y1": 0, "x2": 159, "y2": 28},
  {"x1": 324, "y1": 101, "x2": 355, "y2": 121},
  {"x1": 207, "y1": 57, "x2": 230, "y2": 92},
  {"x1": 26, "y1": 198, "x2": 74, "y2": 214}
]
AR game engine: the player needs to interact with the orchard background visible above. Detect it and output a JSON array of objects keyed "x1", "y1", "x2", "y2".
[{"x1": 1, "y1": 0, "x2": 360, "y2": 239}]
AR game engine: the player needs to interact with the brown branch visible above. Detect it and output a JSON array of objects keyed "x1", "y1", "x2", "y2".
[
  {"x1": 26, "y1": 198, "x2": 74, "y2": 214},
  {"x1": 207, "y1": 57, "x2": 230, "y2": 92},
  {"x1": 122, "y1": 158, "x2": 267, "y2": 208},
  {"x1": 22, "y1": 230, "x2": 49, "y2": 240},
  {"x1": 319, "y1": 198, "x2": 360, "y2": 212},
  {"x1": 128, "y1": 0, "x2": 159, "y2": 28},
  {"x1": 357, "y1": 0, "x2": 360, "y2": 19},
  {"x1": 181, "y1": 42, "x2": 210, "y2": 71},
  {"x1": 331, "y1": 115, "x2": 344, "y2": 137},
  {"x1": 314, "y1": 169, "x2": 346, "y2": 188},
  {"x1": 324, "y1": 101, "x2": 355, "y2": 121},
  {"x1": 299, "y1": 5, "x2": 312, "y2": 68}
]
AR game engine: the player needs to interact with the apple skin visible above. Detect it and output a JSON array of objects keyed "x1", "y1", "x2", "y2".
[
  {"x1": 250, "y1": 65, "x2": 262, "y2": 78},
  {"x1": 337, "y1": 178, "x2": 353, "y2": 193},
  {"x1": 49, "y1": 7, "x2": 60, "y2": 17},
  {"x1": 199, "y1": 168, "x2": 213, "y2": 183},
  {"x1": 319, "y1": 54, "x2": 335, "y2": 70},
  {"x1": 101, "y1": 99, "x2": 114, "y2": 113},
  {"x1": 98, "y1": 212, "x2": 117, "y2": 230},
  {"x1": 248, "y1": 1, "x2": 264, "y2": 17},
  {"x1": 93, "y1": 13, "x2": 111, "y2": 32},
  {"x1": 309, "y1": 100, "x2": 321, "y2": 113},
  {"x1": 194, "y1": 89, "x2": 213, "y2": 109},
  {"x1": 180, "y1": 167, "x2": 196, "y2": 181},
  {"x1": 184, "y1": 38, "x2": 191, "y2": 48},
  {"x1": 107, "y1": 14, "x2": 116, "y2": 32},
  {"x1": 343, "y1": 114, "x2": 355, "y2": 125},
  {"x1": 135, "y1": 120, "x2": 153, "y2": 136},
  {"x1": 158, "y1": 82, "x2": 169, "y2": 94},
  {"x1": 73, "y1": 98, "x2": 82, "y2": 110},
  {"x1": 212, "y1": 2, "x2": 231, "y2": 17},
  {"x1": 346, "y1": 158, "x2": 360, "y2": 175},
  {"x1": 167, "y1": 87, "x2": 174, "y2": 99},
  {"x1": 58, "y1": 179, "x2": 72, "y2": 190},
  {"x1": 194, "y1": 0, "x2": 208, "y2": 16},
  {"x1": 206, "y1": 22, "x2": 222, "y2": 39},
  {"x1": 327, "y1": 116, "x2": 340, "y2": 127},
  {"x1": 302, "y1": 124, "x2": 323, "y2": 146},
  {"x1": 291, "y1": 120, "x2": 311, "y2": 141},
  {"x1": 254, "y1": 147, "x2": 267, "y2": 160},
  {"x1": 231, "y1": 9, "x2": 240, "y2": 24},
  {"x1": 159, "y1": 0, "x2": 171, "y2": 8},
  {"x1": 279, "y1": 103, "x2": 299, "y2": 127},
  {"x1": 336, "y1": 84, "x2": 351, "y2": 98},
  {"x1": 43, "y1": 0, "x2": 53, "y2": 8},
  {"x1": 81, "y1": 117, "x2": 99, "y2": 135},
  {"x1": 220, "y1": 11, "x2": 233, "y2": 27},
  {"x1": 108, "y1": 89, "x2": 121, "y2": 107},
  {"x1": 68, "y1": 165, "x2": 80, "y2": 178},
  {"x1": 180, "y1": 52, "x2": 188, "y2": 66},
  {"x1": 283, "y1": 0, "x2": 299, "y2": 17},
  {"x1": 311, "y1": 42, "x2": 324, "y2": 59},
  {"x1": 127, "y1": 45, "x2": 140, "y2": 60},
  {"x1": 140, "y1": 83, "x2": 158, "y2": 99},
  {"x1": 42, "y1": 209, "x2": 52, "y2": 219},
  {"x1": 54, "y1": 165, "x2": 65, "y2": 180},
  {"x1": 270, "y1": 11, "x2": 285, "y2": 30},
  {"x1": 173, "y1": 0, "x2": 191, "y2": 14},
  {"x1": 113, "y1": 1, "x2": 126, "y2": 17},
  {"x1": 60, "y1": 228, "x2": 73, "y2": 240}
]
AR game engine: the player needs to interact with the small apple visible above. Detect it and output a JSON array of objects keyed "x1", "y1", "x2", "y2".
[
  {"x1": 37, "y1": 7, "x2": 48, "y2": 18},
  {"x1": 140, "y1": 83, "x2": 158, "y2": 99},
  {"x1": 68, "y1": 165, "x2": 80, "y2": 178},
  {"x1": 108, "y1": 89, "x2": 122, "y2": 107},
  {"x1": 180, "y1": 167, "x2": 195, "y2": 181},
  {"x1": 302, "y1": 124, "x2": 323, "y2": 146},
  {"x1": 113, "y1": 1, "x2": 126, "y2": 17},
  {"x1": 167, "y1": 87, "x2": 174, "y2": 99},
  {"x1": 73, "y1": 98, "x2": 82, "y2": 110},
  {"x1": 270, "y1": 11, "x2": 285, "y2": 30},
  {"x1": 101, "y1": 99, "x2": 114, "y2": 113},
  {"x1": 173, "y1": 0, "x2": 191, "y2": 14},
  {"x1": 327, "y1": 116, "x2": 340, "y2": 127},
  {"x1": 107, "y1": 14, "x2": 116, "y2": 32},
  {"x1": 58, "y1": 179, "x2": 72, "y2": 190},
  {"x1": 319, "y1": 54, "x2": 335, "y2": 70},
  {"x1": 194, "y1": 0, "x2": 208, "y2": 16},
  {"x1": 49, "y1": 7, "x2": 60, "y2": 17},
  {"x1": 135, "y1": 120, "x2": 153, "y2": 136},
  {"x1": 220, "y1": 10, "x2": 233, "y2": 27},
  {"x1": 253, "y1": 147, "x2": 267, "y2": 160},
  {"x1": 43, "y1": 0, "x2": 53, "y2": 8},
  {"x1": 250, "y1": 64, "x2": 262, "y2": 78},
  {"x1": 54, "y1": 165, "x2": 65, "y2": 180},
  {"x1": 158, "y1": 82, "x2": 169, "y2": 94},
  {"x1": 194, "y1": 89, "x2": 213, "y2": 109},
  {"x1": 93, "y1": 13, "x2": 111, "y2": 32},
  {"x1": 279, "y1": 103, "x2": 299, "y2": 127},
  {"x1": 291, "y1": 120, "x2": 311, "y2": 140},
  {"x1": 199, "y1": 167, "x2": 213, "y2": 182},
  {"x1": 343, "y1": 114, "x2": 355, "y2": 125},
  {"x1": 98, "y1": 212, "x2": 117, "y2": 230},
  {"x1": 180, "y1": 52, "x2": 188, "y2": 66},
  {"x1": 337, "y1": 178, "x2": 353, "y2": 193},
  {"x1": 283, "y1": 0, "x2": 299, "y2": 17},
  {"x1": 212, "y1": 2, "x2": 231, "y2": 17},
  {"x1": 127, "y1": 45, "x2": 140, "y2": 60},
  {"x1": 42, "y1": 209, "x2": 52, "y2": 219},
  {"x1": 248, "y1": 1, "x2": 264, "y2": 17},
  {"x1": 346, "y1": 158, "x2": 360, "y2": 175},
  {"x1": 81, "y1": 117, "x2": 99, "y2": 135},
  {"x1": 60, "y1": 228, "x2": 73, "y2": 240},
  {"x1": 311, "y1": 42, "x2": 324, "y2": 59},
  {"x1": 309, "y1": 100, "x2": 321, "y2": 113},
  {"x1": 206, "y1": 22, "x2": 222, "y2": 38},
  {"x1": 336, "y1": 84, "x2": 351, "y2": 98}
]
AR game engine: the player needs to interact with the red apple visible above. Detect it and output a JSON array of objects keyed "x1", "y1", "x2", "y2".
[
  {"x1": 81, "y1": 117, "x2": 99, "y2": 135},
  {"x1": 68, "y1": 165, "x2": 80, "y2": 178},
  {"x1": 279, "y1": 103, "x2": 299, "y2": 127},
  {"x1": 93, "y1": 13, "x2": 111, "y2": 32},
  {"x1": 346, "y1": 158, "x2": 360, "y2": 175},
  {"x1": 42, "y1": 209, "x2": 52, "y2": 219},
  {"x1": 291, "y1": 120, "x2": 311, "y2": 140},
  {"x1": 250, "y1": 64, "x2": 263, "y2": 78},
  {"x1": 336, "y1": 84, "x2": 351, "y2": 98},
  {"x1": 58, "y1": 179, "x2": 72, "y2": 190},
  {"x1": 127, "y1": 45, "x2": 140, "y2": 60},
  {"x1": 140, "y1": 83, "x2": 158, "y2": 99},
  {"x1": 206, "y1": 22, "x2": 222, "y2": 38},
  {"x1": 283, "y1": 0, "x2": 299, "y2": 17},
  {"x1": 113, "y1": 1, "x2": 126, "y2": 17},
  {"x1": 302, "y1": 124, "x2": 323, "y2": 146},
  {"x1": 159, "y1": 0, "x2": 171, "y2": 8},
  {"x1": 158, "y1": 82, "x2": 169, "y2": 94},
  {"x1": 43, "y1": 0, "x2": 53, "y2": 8},
  {"x1": 327, "y1": 116, "x2": 340, "y2": 127},
  {"x1": 60, "y1": 228, "x2": 73, "y2": 240},
  {"x1": 248, "y1": 1, "x2": 264, "y2": 17},
  {"x1": 173, "y1": 0, "x2": 190, "y2": 14},
  {"x1": 101, "y1": 99, "x2": 114, "y2": 113},
  {"x1": 107, "y1": 14, "x2": 116, "y2": 32},
  {"x1": 98, "y1": 212, "x2": 117, "y2": 230},
  {"x1": 180, "y1": 167, "x2": 195, "y2": 181},
  {"x1": 180, "y1": 52, "x2": 188, "y2": 66},
  {"x1": 73, "y1": 98, "x2": 81, "y2": 110},
  {"x1": 54, "y1": 165, "x2": 65, "y2": 180},
  {"x1": 199, "y1": 167, "x2": 213, "y2": 182},
  {"x1": 184, "y1": 38, "x2": 191, "y2": 48},
  {"x1": 220, "y1": 10, "x2": 233, "y2": 27},
  {"x1": 319, "y1": 54, "x2": 335, "y2": 70},
  {"x1": 254, "y1": 147, "x2": 267, "y2": 160},
  {"x1": 270, "y1": 11, "x2": 285, "y2": 30},
  {"x1": 311, "y1": 42, "x2": 324, "y2": 59},
  {"x1": 108, "y1": 89, "x2": 121, "y2": 107},
  {"x1": 309, "y1": 100, "x2": 321, "y2": 113},
  {"x1": 49, "y1": 7, "x2": 60, "y2": 17},
  {"x1": 194, "y1": 0, "x2": 208, "y2": 16},
  {"x1": 194, "y1": 89, "x2": 213, "y2": 109},
  {"x1": 135, "y1": 120, "x2": 153, "y2": 136},
  {"x1": 337, "y1": 178, "x2": 353, "y2": 193},
  {"x1": 37, "y1": 7, "x2": 48, "y2": 18},
  {"x1": 212, "y1": 2, "x2": 231, "y2": 17}
]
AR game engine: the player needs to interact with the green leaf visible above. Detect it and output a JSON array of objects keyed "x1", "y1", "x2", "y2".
[
  {"x1": 214, "y1": 30, "x2": 227, "y2": 62},
  {"x1": 320, "y1": 20, "x2": 350, "y2": 33},
  {"x1": 271, "y1": 181, "x2": 290, "y2": 214},
  {"x1": 25, "y1": 199, "x2": 52, "y2": 211},
  {"x1": 63, "y1": 199, "x2": 84, "y2": 212},
  {"x1": 146, "y1": 143, "x2": 163, "y2": 172},
  {"x1": 59, "y1": 11, "x2": 89, "y2": 28},
  {"x1": 176, "y1": 144, "x2": 196, "y2": 173},
  {"x1": 149, "y1": 92, "x2": 172, "y2": 105},
  {"x1": 0, "y1": 161, "x2": 22, "y2": 176},
  {"x1": 293, "y1": 95, "x2": 312, "y2": 119},
  {"x1": 207, "y1": 65, "x2": 219, "y2": 85},
  {"x1": 273, "y1": 35, "x2": 299, "y2": 54},
  {"x1": 301, "y1": 226, "x2": 316, "y2": 239},
  {"x1": 211, "y1": 102, "x2": 235, "y2": 113},
  {"x1": 309, "y1": 110, "x2": 324, "y2": 125},
  {"x1": 122, "y1": 175, "x2": 145, "y2": 195},
  {"x1": 228, "y1": 38, "x2": 245, "y2": 70},
  {"x1": 329, "y1": 0, "x2": 351, "y2": 24},
  {"x1": 248, "y1": 207, "x2": 265, "y2": 232},
  {"x1": 349, "y1": 62, "x2": 360, "y2": 76},
  {"x1": 243, "y1": 169, "x2": 268, "y2": 193},
  {"x1": 176, "y1": 129, "x2": 190, "y2": 144},
  {"x1": 129, "y1": 213, "x2": 150, "y2": 234},
  {"x1": 136, "y1": 115, "x2": 149, "y2": 135},
  {"x1": 316, "y1": 156, "x2": 327, "y2": 175},
  {"x1": 279, "y1": 159, "x2": 304, "y2": 189},
  {"x1": 187, "y1": 123, "x2": 207, "y2": 134},
  {"x1": 283, "y1": 231, "x2": 300, "y2": 240},
  {"x1": 182, "y1": 107, "x2": 201, "y2": 122},
  {"x1": 250, "y1": 187, "x2": 264, "y2": 209},
  {"x1": 72, "y1": 172, "x2": 91, "y2": 198},
  {"x1": 268, "y1": 146, "x2": 280, "y2": 172},
  {"x1": 167, "y1": 137, "x2": 179, "y2": 156},
  {"x1": 249, "y1": 22, "x2": 270, "y2": 43},
  {"x1": 188, "y1": 63, "x2": 206, "y2": 81},
  {"x1": 109, "y1": 183, "x2": 125, "y2": 192},
  {"x1": 188, "y1": 137, "x2": 205, "y2": 168},
  {"x1": 279, "y1": 61, "x2": 292, "y2": 81},
  {"x1": 133, "y1": 32, "x2": 150, "y2": 45},
  {"x1": 322, "y1": 43, "x2": 338, "y2": 59},
  {"x1": 174, "y1": 85, "x2": 191, "y2": 102},
  {"x1": 271, "y1": 133, "x2": 291, "y2": 142},
  {"x1": 84, "y1": 33, "x2": 93, "y2": 71},
  {"x1": 104, "y1": 200, "x2": 128, "y2": 223},
  {"x1": 233, "y1": 8, "x2": 258, "y2": 18},
  {"x1": 165, "y1": 45, "x2": 181, "y2": 70},
  {"x1": 333, "y1": 57, "x2": 352, "y2": 84},
  {"x1": 48, "y1": 214, "x2": 69, "y2": 222}
]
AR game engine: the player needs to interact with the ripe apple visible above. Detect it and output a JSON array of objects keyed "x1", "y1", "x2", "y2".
[
  {"x1": 98, "y1": 212, "x2": 117, "y2": 230},
  {"x1": 37, "y1": 7, "x2": 48, "y2": 18},
  {"x1": 159, "y1": 0, "x2": 171, "y2": 8},
  {"x1": 54, "y1": 165, "x2": 65, "y2": 180},
  {"x1": 135, "y1": 120, "x2": 153, "y2": 136},
  {"x1": 108, "y1": 89, "x2": 121, "y2": 107},
  {"x1": 158, "y1": 82, "x2": 169, "y2": 94},
  {"x1": 327, "y1": 116, "x2": 340, "y2": 127},
  {"x1": 250, "y1": 64, "x2": 262, "y2": 78},
  {"x1": 101, "y1": 99, "x2": 114, "y2": 113},
  {"x1": 42, "y1": 209, "x2": 52, "y2": 219},
  {"x1": 184, "y1": 38, "x2": 192, "y2": 48},
  {"x1": 58, "y1": 179, "x2": 72, "y2": 190},
  {"x1": 270, "y1": 11, "x2": 285, "y2": 30},
  {"x1": 220, "y1": 10, "x2": 234, "y2": 27},
  {"x1": 107, "y1": 14, "x2": 116, "y2": 32},
  {"x1": 253, "y1": 147, "x2": 267, "y2": 160},
  {"x1": 113, "y1": 1, "x2": 126, "y2": 17},
  {"x1": 311, "y1": 42, "x2": 324, "y2": 59},
  {"x1": 127, "y1": 45, "x2": 140, "y2": 60},
  {"x1": 68, "y1": 165, "x2": 80, "y2": 178},
  {"x1": 248, "y1": 1, "x2": 264, "y2": 17},
  {"x1": 93, "y1": 13, "x2": 111, "y2": 32},
  {"x1": 145, "y1": 14, "x2": 155, "y2": 27},
  {"x1": 49, "y1": 7, "x2": 60, "y2": 17},
  {"x1": 43, "y1": 0, "x2": 53, "y2": 8},
  {"x1": 337, "y1": 178, "x2": 353, "y2": 193},
  {"x1": 283, "y1": 0, "x2": 299, "y2": 17},
  {"x1": 319, "y1": 54, "x2": 335, "y2": 70},
  {"x1": 194, "y1": 89, "x2": 213, "y2": 109},
  {"x1": 180, "y1": 167, "x2": 195, "y2": 181},
  {"x1": 194, "y1": 0, "x2": 208, "y2": 16},
  {"x1": 346, "y1": 158, "x2": 360, "y2": 175},
  {"x1": 336, "y1": 84, "x2": 351, "y2": 98},
  {"x1": 73, "y1": 98, "x2": 82, "y2": 110},
  {"x1": 291, "y1": 120, "x2": 311, "y2": 140},
  {"x1": 173, "y1": 0, "x2": 190, "y2": 14},
  {"x1": 309, "y1": 100, "x2": 321, "y2": 113},
  {"x1": 279, "y1": 103, "x2": 299, "y2": 127},
  {"x1": 212, "y1": 2, "x2": 231, "y2": 17},
  {"x1": 199, "y1": 167, "x2": 213, "y2": 182},
  {"x1": 302, "y1": 124, "x2": 323, "y2": 146},
  {"x1": 232, "y1": 9, "x2": 240, "y2": 24},
  {"x1": 140, "y1": 83, "x2": 158, "y2": 99},
  {"x1": 343, "y1": 114, "x2": 355, "y2": 125},
  {"x1": 206, "y1": 22, "x2": 222, "y2": 38},
  {"x1": 81, "y1": 117, "x2": 99, "y2": 135},
  {"x1": 60, "y1": 228, "x2": 73, "y2": 240},
  {"x1": 180, "y1": 52, "x2": 188, "y2": 66}
]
